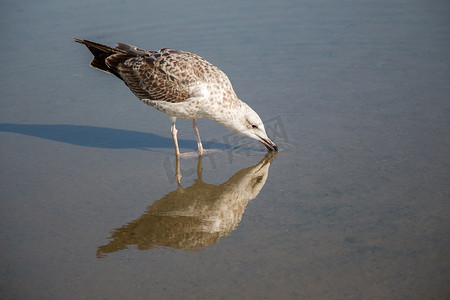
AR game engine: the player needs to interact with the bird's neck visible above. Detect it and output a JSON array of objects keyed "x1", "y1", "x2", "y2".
[{"x1": 206, "y1": 97, "x2": 246, "y2": 134}]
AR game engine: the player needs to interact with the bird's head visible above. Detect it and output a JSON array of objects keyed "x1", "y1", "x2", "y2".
[{"x1": 222, "y1": 102, "x2": 278, "y2": 152}]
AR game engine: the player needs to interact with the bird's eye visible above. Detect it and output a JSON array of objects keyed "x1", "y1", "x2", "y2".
[{"x1": 251, "y1": 125, "x2": 258, "y2": 129}]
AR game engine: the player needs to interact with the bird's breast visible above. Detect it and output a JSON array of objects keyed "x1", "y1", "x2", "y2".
[{"x1": 143, "y1": 82, "x2": 238, "y2": 120}]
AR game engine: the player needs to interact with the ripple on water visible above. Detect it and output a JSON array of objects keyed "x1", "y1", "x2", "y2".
[{"x1": 223, "y1": 140, "x2": 298, "y2": 158}]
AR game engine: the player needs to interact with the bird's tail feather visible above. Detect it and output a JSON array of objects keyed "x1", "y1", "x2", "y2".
[{"x1": 74, "y1": 38, "x2": 125, "y2": 77}]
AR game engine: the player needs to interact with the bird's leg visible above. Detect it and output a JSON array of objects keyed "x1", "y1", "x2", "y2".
[
  {"x1": 175, "y1": 154, "x2": 182, "y2": 186},
  {"x1": 170, "y1": 117, "x2": 181, "y2": 157},
  {"x1": 192, "y1": 119, "x2": 204, "y2": 155}
]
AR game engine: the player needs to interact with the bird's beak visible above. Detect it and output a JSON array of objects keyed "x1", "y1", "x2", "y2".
[{"x1": 258, "y1": 135, "x2": 278, "y2": 152}]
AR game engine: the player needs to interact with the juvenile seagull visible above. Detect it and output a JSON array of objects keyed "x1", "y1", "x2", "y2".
[{"x1": 75, "y1": 39, "x2": 277, "y2": 155}]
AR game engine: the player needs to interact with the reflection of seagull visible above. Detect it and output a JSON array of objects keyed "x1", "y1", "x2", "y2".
[
  {"x1": 75, "y1": 39, "x2": 277, "y2": 156},
  {"x1": 97, "y1": 152, "x2": 277, "y2": 257}
]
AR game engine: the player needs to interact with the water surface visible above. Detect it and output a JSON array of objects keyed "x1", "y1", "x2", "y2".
[{"x1": 1, "y1": 0, "x2": 449, "y2": 299}]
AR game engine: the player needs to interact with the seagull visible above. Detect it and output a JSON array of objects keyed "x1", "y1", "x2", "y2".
[{"x1": 75, "y1": 39, "x2": 277, "y2": 156}]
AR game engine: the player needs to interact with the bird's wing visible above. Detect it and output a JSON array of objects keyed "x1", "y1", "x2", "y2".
[{"x1": 105, "y1": 47, "x2": 220, "y2": 103}]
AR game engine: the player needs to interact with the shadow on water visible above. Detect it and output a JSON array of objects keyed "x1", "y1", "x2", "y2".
[
  {"x1": 0, "y1": 123, "x2": 227, "y2": 151},
  {"x1": 97, "y1": 152, "x2": 277, "y2": 258}
]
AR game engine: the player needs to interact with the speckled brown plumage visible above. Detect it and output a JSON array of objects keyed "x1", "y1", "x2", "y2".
[
  {"x1": 75, "y1": 38, "x2": 277, "y2": 156},
  {"x1": 76, "y1": 39, "x2": 231, "y2": 105}
]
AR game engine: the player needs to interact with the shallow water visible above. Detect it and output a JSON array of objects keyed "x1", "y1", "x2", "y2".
[{"x1": 1, "y1": 0, "x2": 449, "y2": 299}]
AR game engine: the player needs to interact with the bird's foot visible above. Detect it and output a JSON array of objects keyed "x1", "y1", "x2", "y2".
[
  {"x1": 178, "y1": 149, "x2": 223, "y2": 158},
  {"x1": 178, "y1": 151, "x2": 200, "y2": 159}
]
